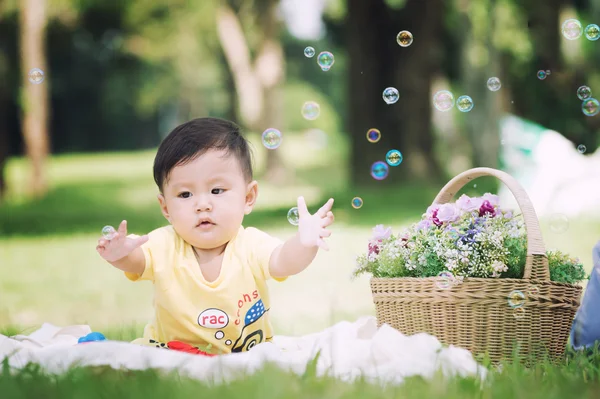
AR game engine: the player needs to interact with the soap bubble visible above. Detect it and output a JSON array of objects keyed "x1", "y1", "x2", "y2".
[
  {"x1": 370, "y1": 161, "x2": 389, "y2": 180},
  {"x1": 366, "y1": 128, "x2": 381, "y2": 143},
  {"x1": 287, "y1": 207, "x2": 299, "y2": 226},
  {"x1": 433, "y1": 90, "x2": 455, "y2": 112},
  {"x1": 562, "y1": 19, "x2": 583, "y2": 40},
  {"x1": 396, "y1": 30, "x2": 413, "y2": 47},
  {"x1": 537, "y1": 70, "x2": 547, "y2": 80},
  {"x1": 586, "y1": 24, "x2": 600, "y2": 41},
  {"x1": 436, "y1": 271, "x2": 454, "y2": 290},
  {"x1": 351, "y1": 197, "x2": 363, "y2": 209},
  {"x1": 301, "y1": 101, "x2": 320, "y2": 120},
  {"x1": 487, "y1": 77, "x2": 501, "y2": 92},
  {"x1": 582, "y1": 98, "x2": 600, "y2": 116},
  {"x1": 385, "y1": 149, "x2": 403, "y2": 166},
  {"x1": 513, "y1": 307, "x2": 525, "y2": 320},
  {"x1": 383, "y1": 87, "x2": 400, "y2": 104},
  {"x1": 317, "y1": 51, "x2": 335, "y2": 71},
  {"x1": 262, "y1": 128, "x2": 282, "y2": 150},
  {"x1": 549, "y1": 213, "x2": 569, "y2": 234},
  {"x1": 304, "y1": 46, "x2": 315, "y2": 58},
  {"x1": 577, "y1": 144, "x2": 587, "y2": 153},
  {"x1": 102, "y1": 226, "x2": 117, "y2": 240},
  {"x1": 577, "y1": 85, "x2": 592, "y2": 100},
  {"x1": 527, "y1": 285, "x2": 540, "y2": 297},
  {"x1": 28, "y1": 68, "x2": 45, "y2": 84},
  {"x1": 507, "y1": 290, "x2": 526, "y2": 308},
  {"x1": 456, "y1": 95, "x2": 474, "y2": 112}
]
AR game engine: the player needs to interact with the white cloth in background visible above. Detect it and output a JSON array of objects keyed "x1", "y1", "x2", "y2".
[{"x1": 0, "y1": 317, "x2": 486, "y2": 385}]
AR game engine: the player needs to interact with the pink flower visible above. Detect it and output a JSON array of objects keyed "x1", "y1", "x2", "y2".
[
  {"x1": 368, "y1": 240, "x2": 381, "y2": 256},
  {"x1": 436, "y1": 203, "x2": 461, "y2": 224},
  {"x1": 479, "y1": 200, "x2": 496, "y2": 217},
  {"x1": 482, "y1": 193, "x2": 500, "y2": 207},
  {"x1": 371, "y1": 224, "x2": 392, "y2": 240},
  {"x1": 425, "y1": 205, "x2": 441, "y2": 226},
  {"x1": 455, "y1": 194, "x2": 483, "y2": 213}
]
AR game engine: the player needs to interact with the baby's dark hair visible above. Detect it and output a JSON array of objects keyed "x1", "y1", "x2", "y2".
[{"x1": 153, "y1": 117, "x2": 253, "y2": 192}]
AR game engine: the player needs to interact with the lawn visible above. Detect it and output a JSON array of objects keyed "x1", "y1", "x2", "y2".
[{"x1": 1, "y1": 134, "x2": 600, "y2": 397}]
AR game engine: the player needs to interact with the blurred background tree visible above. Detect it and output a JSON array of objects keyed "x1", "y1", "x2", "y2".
[{"x1": 0, "y1": 0, "x2": 598, "y2": 201}]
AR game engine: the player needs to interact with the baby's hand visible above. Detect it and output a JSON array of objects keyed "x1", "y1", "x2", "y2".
[
  {"x1": 96, "y1": 220, "x2": 149, "y2": 263},
  {"x1": 296, "y1": 196, "x2": 335, "y2": 251}
]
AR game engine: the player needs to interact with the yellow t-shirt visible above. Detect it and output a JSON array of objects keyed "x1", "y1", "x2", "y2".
[{"x1": 125, "y1": 225, "x2": 284, "y2": 354}]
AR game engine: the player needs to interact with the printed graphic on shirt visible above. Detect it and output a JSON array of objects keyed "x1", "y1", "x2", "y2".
[{"x1": 196, "y1": 290, "x2": 270, "y2": 353}]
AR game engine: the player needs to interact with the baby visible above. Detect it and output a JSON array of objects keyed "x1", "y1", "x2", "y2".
[{"x1": 96, "y1": 117, "x2": 335, "y2": 354}]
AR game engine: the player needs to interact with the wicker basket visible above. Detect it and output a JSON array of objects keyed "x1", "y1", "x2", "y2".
[{"x1": 370, "y1": 167, "x2": 582, "y2": 363}]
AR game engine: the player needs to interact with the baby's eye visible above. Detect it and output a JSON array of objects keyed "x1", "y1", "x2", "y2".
[
  {"x1": 211, "y1": 188, "x2": 224, "y2": 195},
  {"x1": 178, "y1": 192, "x2": 192, "y2": 199}
]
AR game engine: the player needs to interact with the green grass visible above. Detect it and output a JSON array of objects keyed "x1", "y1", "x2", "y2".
[{"x1": 2, "y1": 137, "x2": 600, "y2": 397}]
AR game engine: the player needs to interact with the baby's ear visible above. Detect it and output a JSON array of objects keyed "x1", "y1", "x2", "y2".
[
  {"x1": 157, "y1": 193, "x2": 170, "y2": 221},
  {"x1": 244, "y1": 180, "x2": 258, "y2": 214}
]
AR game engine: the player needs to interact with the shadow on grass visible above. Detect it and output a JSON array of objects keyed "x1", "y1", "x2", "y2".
[{"x1": 0, "y1": 178, "x2": 450, "y2": 237}]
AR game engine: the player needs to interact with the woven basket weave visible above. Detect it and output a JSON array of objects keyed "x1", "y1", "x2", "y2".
[{"x1": 370, "y1": 167, "x2": 582, "y2": 362}]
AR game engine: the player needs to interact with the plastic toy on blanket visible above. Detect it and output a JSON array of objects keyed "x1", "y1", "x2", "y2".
[{"x1": 77, "y1": 332, "x2": 106, "y2": 344}]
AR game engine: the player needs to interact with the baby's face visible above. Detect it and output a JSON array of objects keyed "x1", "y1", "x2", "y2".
[{"x1": 158, "y1": 149, "x2": 257, "y2": 250}]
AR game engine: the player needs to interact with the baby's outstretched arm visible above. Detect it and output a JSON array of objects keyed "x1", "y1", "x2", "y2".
[
  {"x1": 269, "y1": 197, "x2": 334, "y2": 278},
  {"x1": 96, "y1": 220, "x2": 149, "y2": 275}
]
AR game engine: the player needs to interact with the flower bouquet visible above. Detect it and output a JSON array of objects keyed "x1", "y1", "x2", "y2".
[
  {"x1": 354, "y1": 193, "x2": 586, "y2": 285},
  {"x1": 363, "y1": 167, "x2": 583, "y2": 363}
]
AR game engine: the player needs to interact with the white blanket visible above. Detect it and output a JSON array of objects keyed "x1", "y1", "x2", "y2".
[{"x1": 0, "y1": 317, "x2": 486, "y2": 385}]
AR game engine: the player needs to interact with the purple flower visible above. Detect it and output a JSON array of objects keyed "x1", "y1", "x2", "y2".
[
  {"x1": 436, "y1": 203, "x2": 461, "y2": 224},
  {"x1": 482, "y1": 193, "x2": 500, "y2": 207},
  {"x1": 456, "y1": 194, "x2": 483, "y2": 213},
  {"x1": 371, "y1": 224, "x2": 392, "y2": 240},
  {"x1": 416, "y1": 219, "x2": 433, "y2": 231},
  {"x1": 479, "y1": 200, "x2": 496, "y2": 217},
  {"x1": 431, "y1": 209, "x2": 442, "y2": 226}
]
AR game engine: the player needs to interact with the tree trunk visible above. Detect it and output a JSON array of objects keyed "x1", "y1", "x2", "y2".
[
  {"x1": 216, "y1": 1, "x2": 288, "y2": 183},
  {"x1": 460, "y1": 0, "x2": 502, "y2": 168},
  {"x1": 346, "y1": 0, "x2": 443, "y2": 188},
  {"x1": 18, "y1": 0, "x2": 50, "y2": 198}
]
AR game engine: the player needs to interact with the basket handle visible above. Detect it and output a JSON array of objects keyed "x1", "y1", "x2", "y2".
[{"x1": 432, "y1": 167, "x2": 549, "y2": 281}]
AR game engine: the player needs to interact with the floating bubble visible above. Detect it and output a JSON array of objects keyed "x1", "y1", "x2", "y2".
[
  {"x1": 351, "y1": 197, "x2": 363, "y2": 209},
  {"x1": 456, "y1": 95, "x2": 474, "y2": 112},
  {"x1": 507, "y1": 290, "x2": 526, "y2": 308},
  {"x1": 214, "y1": 331, "x2": 225, "y2": 339},
  {"x1": 549, "y1": 213, "x2": 569, "y2": 234},
  {"x1": 513, "y1": 307, "x2": 525, "y2": 320},
  {"x1": 28, "y1": 68, "x2": 45, "y2": 84},
  {"x1": 301, "y1": 101, "x2": 320, "y2": 120},
  {"x1": 487, "y1": 77, "x2": 501, "y2": 92},
  {"x1": 262, "y1": 128, "x2": 282, "y2": 149},
  {"x1": 304, "y1": 46, "x2": 315, "y2": 58},
  {"x1": 527, "y1": 285, "x2": 540, "y2": 297},
  {"x1": 287, "y1": 207, "x2": 299, "y2": 226},
  {"x1": 562, "y1": 19, "x2": 583, "y2": 40},
  {"x1": 577, "y1": 144, "x2": 587, "y2": 154},
  {"x1": 582, "y1": 98, "x2": 600, "y2": 116},
  {"x1": 433, "y1": 90, "x2": 455, "y2": 112},
  {"x1": 385, "y1": 149, "x2": 403, "y2": 166},
  {"x1": 366, "y1": 128, "x2": 381, "y2": 143},
  {"x1": 436, "y1": 271, "x2": 454, "y2": 290},
  {"x1": 537, "y1": 70, "x2": 547, "y2": 80},
  {"x1": 317, "y1": 51, "x2": 335, "y2": 71},
  {"x1": 370, "y1": 161, "x2": 389, "y2": 180},
  {"x1": 586, "y1": 24, "x2": 600, "y2": 41},
  {"x1": 102, "y1": 225, "x2": 116, "y2": 240},
  {"x1": 396, "y1": 30, "x2": 413, "y2": 47},
  {"x1": 383, "y1": 87, "x2": 400, "y2": 104},
  {"x1": 577, "y1": 85, "x2": 592, "y2": 100}
]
